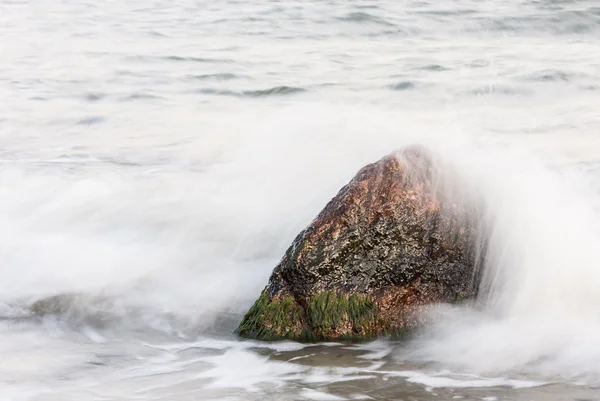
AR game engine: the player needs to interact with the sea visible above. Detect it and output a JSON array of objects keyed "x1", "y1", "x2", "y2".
[{"x1": 2, "y1": 1, "x2": 600, "y2": 400}]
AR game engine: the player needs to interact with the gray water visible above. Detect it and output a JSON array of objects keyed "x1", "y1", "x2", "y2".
[{"x1": 3, "y1": 1, "x2": 600, "y2": 400}]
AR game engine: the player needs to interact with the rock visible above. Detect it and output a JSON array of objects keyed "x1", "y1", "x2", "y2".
[
  {"x1": 236, "y1": 146, "x2": 483, "y2": 341},
  {"x1": 30, "y1": 293, "x2": 86, "y2": 316},
  {"x1": 29, "y1": 293, "x2": 116, "y2": 327}
]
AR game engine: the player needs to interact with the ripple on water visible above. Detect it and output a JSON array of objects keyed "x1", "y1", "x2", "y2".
[
  {"x1": 191, "y1": 73, "x2": 243, "y2": 81},
  {"x1": 195, "y1": 86, "x2": 306, "y2": 98},
  {"x1": 163, "y1": 55, "x2": 232, "y2": 63},
  {"x1": 468, "y1": 9, "x2": 600, "y2": 35},
  {"x1": 468, "y1": 84, "x2": 532, "y2": 97},
  {"x1": 414, "y1": 8, "x2": 478, "y2": 16},
  {"x1": 417, "y1": 64, "x2": 449, "y2": 72},
  {"x1": 76, "y1": 116, "x2": 106, "y2": 126},
  {"x1": 84, "y1": 93, "x2": 106, "y2": 102},
  {"x1": 551, "y1": 8, "x2": 600, "y2": 33},
  {"x1": 128, "y1": 55, "x2": 235, "y2": 64},
  {"x1": 147, "y1": 30, "x2": 169, "y2": 38},
  {"x1": 119, "y1": 92, "x2": 165, "y2": 101},
  {"x1": 519, "y1": 69, "x2": 578, "y2": 82},
  {"x1": 242, "y1": 86, "x2": 306, "y2": 97},
  {"x1": 389, "y1": 81, "x2": 417, "y2": 91},
  {"x1": 195, "y1": 88, "x2": 240, "y2": 97},
  {"x1": 337, "y1": 12, "x2": 395, "y2": 27}
]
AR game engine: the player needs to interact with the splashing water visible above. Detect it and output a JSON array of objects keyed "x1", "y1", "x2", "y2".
[
  {"x1": 392, "y1": 137, "x2": 600, "y2": 379},
  {"x1": 3, "y1": 105, "x2": 600, "y2": 382}
]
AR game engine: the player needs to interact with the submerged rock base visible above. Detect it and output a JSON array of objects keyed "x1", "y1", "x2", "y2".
[{"x1": 236, "y1": 280, "x2": 461, "y2": 341}]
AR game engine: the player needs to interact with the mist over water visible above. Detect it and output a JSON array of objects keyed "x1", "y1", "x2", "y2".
[
  {"x1": 3, "y1": 0, "x2": 600, "y2": 400},
  {"x1": 399, "y1": 143, "x2": 600, "y2": 379}
]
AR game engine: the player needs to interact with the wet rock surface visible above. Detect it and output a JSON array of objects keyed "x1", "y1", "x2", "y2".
[{"x1": 237, "y1": 147, "x2": 482, "y2": 341}]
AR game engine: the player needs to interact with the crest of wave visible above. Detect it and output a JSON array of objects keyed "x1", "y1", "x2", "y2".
[{"x1": 400, "y1": 137, "x2": 600, "y2": 382}]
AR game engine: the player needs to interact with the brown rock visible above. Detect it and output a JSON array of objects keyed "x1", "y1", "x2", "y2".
[{"x1": 236, "y1": 146, "x2": 483, "y2": 341}]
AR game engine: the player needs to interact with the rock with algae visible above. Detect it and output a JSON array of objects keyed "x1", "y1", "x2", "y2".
[
  {"x1": 29, "y1": 293, "x2": 116, "y2": 327},
  {"x1": 236, "y1": 146, "x2": 483, "y2": 341}
]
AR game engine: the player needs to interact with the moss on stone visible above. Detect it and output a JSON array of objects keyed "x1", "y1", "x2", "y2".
[
  {"x1": 380, "y1": 321, "x2": 414, "y2": 341},
  {"x1": 237, "y1": 289, "x2": 404, "y2": 342},
  {"x1": 306, "y1": 290, "x2": 377, "y2": 340},
  {"x1": 235, "y1": 289, "x2": 305, "y2": 341}
]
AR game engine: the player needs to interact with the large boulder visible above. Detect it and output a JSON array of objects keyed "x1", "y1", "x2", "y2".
[{"x1": 236, "y1": 147, "x2": 483, "y2": 341}]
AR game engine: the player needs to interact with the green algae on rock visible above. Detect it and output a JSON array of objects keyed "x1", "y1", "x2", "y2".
[
  {"x1": 236, "y1": 290, "x2": 379, "y2": 341},
  {"x1": 237, "y1": 147, "x2": 483, "y2": 342},
  {"x1": 236, "y1": 290, "x2": 306, "y2": 341}
]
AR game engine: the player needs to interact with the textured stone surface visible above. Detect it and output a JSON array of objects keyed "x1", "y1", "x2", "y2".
[{"x1": 237, "y1": 147, "x2": 482, "y2": 341}]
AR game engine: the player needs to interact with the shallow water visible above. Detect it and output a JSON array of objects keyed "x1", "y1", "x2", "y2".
[{"x1": 3, "y1": 0, "x2": 600, "y2": 400}]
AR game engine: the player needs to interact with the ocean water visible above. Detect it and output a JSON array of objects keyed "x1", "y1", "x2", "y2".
[{"x1": 2, "y1": 1, "x2": 600, "y2": 400}]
